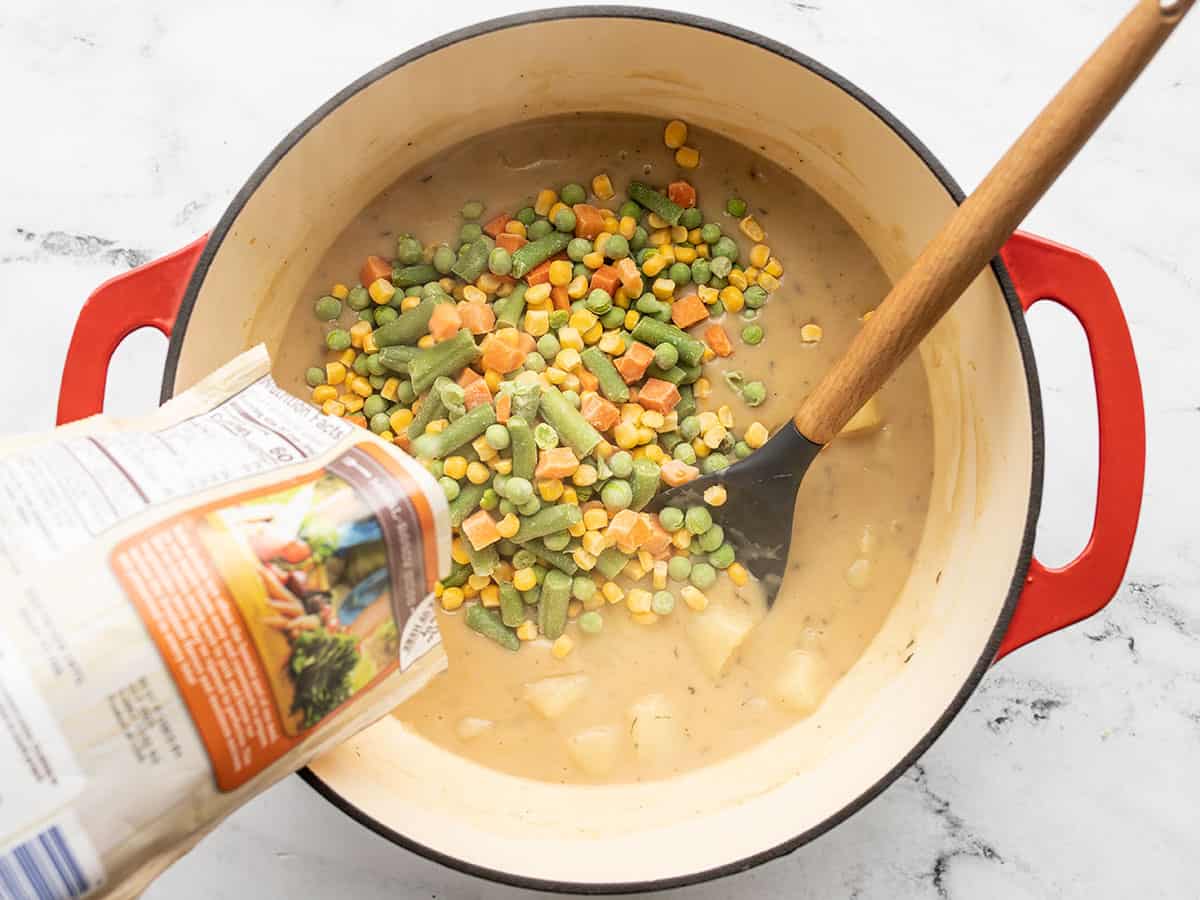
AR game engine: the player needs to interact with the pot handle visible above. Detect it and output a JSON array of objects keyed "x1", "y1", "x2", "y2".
[
  {"x1": 56, "y1": 236, "x2": 208, "y2": 425},
  {"x1": 994, "y1": 230, "x2": 1145, "y2": 659}
]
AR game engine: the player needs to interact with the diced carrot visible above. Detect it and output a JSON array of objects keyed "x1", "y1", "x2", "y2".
[
  {"x1": 551, "y1": 285, "x2": 570, "y2": 310},
  {"x1": 462, "y1": 378, "x2": 493, "y2": 410},
  {"x1": 628, "y1": 514, "x2": 652, "y2": 549},
  {"x1": 462, "y1": 510, "x2": 502, "y2": 550},
  {"x1": 577, "y1": 369, "x2": 600, "y2": 393},
  {"x1": 457, "y1": 367, "x2": 483, "y2": 386},
  {"x1": 360, "y1": 255, "x2": 391, "y2": 287},
  {"x1": 517, "y1": 331, "x2": 536, "y2": 354},
  {"x1": 614, "y1": 257, "x2": 643, "y2": 293},
  {"x1": 480, "y1": 335, "x2": 525, "y2": 374},
  {"x1": 638, "y1": 378, "x2": 681, "y2": 414},
  {"x1": 605, "y1": 509, "x2": 639, "y2": 551},
  {"x1": 580, "y1": 392, "x2": 619, "y2": 431},
  {"x1": 496, "y1": 232, "x2": 527, "y2": 253},
  {"x1": 704, "y1": 324, "x2": 733, "y2": 357},
  {"x1": 392, "y1": 434, "x2": 411, "y2": 452},
  {"x1": 346, "y1": 414, "x2": 368, "y2": 429},
  {"x1": 457, "y1": 301, "x2": 496, "y2": 335},
  {"x1": 526, "y1": 259, "x2": 555, "y2": 286},
  {"x1": 428, "y1": 303, "x2": 463, "y2": 341},
  {"x1": 483, "y1": 213, "x2": 512, "y2": 238},
  {"x1": 495, "y1": 391, "x2": 512, "y2": 423},
  {"x1": 642, "y1": 515, "x2": 672, "y2": 556},
  {"x1": 671, "y1": 294, "x2": 709, "y2": 329},
  {"x1": 667, "y1": 180, "x2": 697, "y2": 208},
  {"x1": 661, "y1": 459, "x2": 700, "y2": 487},
  {"x1": 614, "y1": 341, "x2": 655, "y2": 384},
  {"x1": 572, "y1": 204, "x2": 606, "y2": 239},
  {"x1": 590, "y1": 265, "x2": 621, "y2": 296},
  {"x1": 535, "y1": 446, "x2": 581, "y2": 479}
]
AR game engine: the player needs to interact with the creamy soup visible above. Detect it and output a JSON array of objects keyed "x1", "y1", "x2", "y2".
[{"x1": 276, "y1": 116, "x2": 933, "y2": 784}]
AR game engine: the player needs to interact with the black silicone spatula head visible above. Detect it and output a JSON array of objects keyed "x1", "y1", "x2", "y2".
[{"x1": 649, "y1": 0, "x2": 1190, "y2": 607}]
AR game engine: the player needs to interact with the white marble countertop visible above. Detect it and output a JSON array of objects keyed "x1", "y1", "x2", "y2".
[{"x1": 3, "y1": 0, "x2": 1197, "y2": 896}]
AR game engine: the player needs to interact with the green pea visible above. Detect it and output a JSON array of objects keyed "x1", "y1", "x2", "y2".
[
  {"x1": 651, "y1": 590, "x2": 676, "y2": 615},
  {"x1": 575, "y1": 486, "x2": 593, "y2": 502},
  {"x1": 697, "y1": 524, "x2": 725, "y2": 553},
  {"x1": 365, "y1": 411, "x2": 388, "y2": 434},
  {"x1": 519, "y1": 496, "x2": 542, "y2": 516},
  {"x1": 325, "y1": 329, "x2": 351, "y2": 351},
  {"x1": 636, "y1": 293, "x2": 665, "y2": 316},
  {"x1": 426, "y1": 459, "x2": 444, "y2": 478},
  {"x1": 672, "y1": 204, "x2": 700, "y2": 228},
  {"x1": 395, "y1": 235, "x2": 423, "y2": 265},
  {"x1": 563, "y1": 389, "x2": 580, "y2": 409},
  {"x1": 567, "y1": 237, "x2": 593, "y2": 261},
  {"x1": 488, "y1": 247, "x2": 513, "y2": 276},
  {"x1": 543, "y1": 530, "x2": 570, "y2": 551},
  {"x1": 498, "y1": 498, "x2": 516, "y2": 517},
  {"x1": 349, "y1": 354, "x2": 366, "y2": 377},
  {"x1": 679, "y1": 415, "x2": 701, "y2": 440},
  {"x1": 305, "y1": 366, "x2": 326, "y2": 387},
  {"x1": 701, "y1": 453, "x2": 730, "y2": 474},
  {"x1": 314, "y1": 295, "x2": 342, "y2": 321},
  {"x1": 374, "y1": 306, "x2": 399, "y2": 325},
  {"x1": 711, "y1": 236, "x2": 739, "y2": 262},
  {"x1": 459, "y1": 223, "x2": 483, "y2": 244},
  {"x1": 396, "y1": 380, "x2": 417, "y2": 405},
  {"x1": 422, "y1": 281, "x2": 448, "y2": 300},
  {"x1": 654, "y1": 342, "x2": 679, "y2": 370},
  {"x1": 548, "y1": 309, "x2": 570, "y2": 329},
  {"x1": 528, "y1": 219, "x2": 553, "y2": 240},
  {"x1": 485, "y1": 423, "x2": 510, "y2": 450},
  {"x1": 369, "y1": 374, "x2": 387, "y2": 390},
  {"x1": 516, "y1": 206, "x2": 537, "y2": 225},
  {"x1": 599, "y1": 452, "x2": 627, "y2": 481},
  {"x1": 480, "y1": 488, "x2": 499, "y2": 511},
  {"x1": 673, "y1": 442, "x2": 697, "y2": 464},
  {"x1": 743, "y1": 381, "x2": 767, "y2": 407},
  {"x1": 363, "y1": 353, "x2": 383, "y2": 377},
  {"x1": 427, "y1": 243, "x2": 453, "y2": 275},
  {"x1": 685, "y1": 506, "x2": 713, "y2": 534},
  {"x1": 700, "y1": 223, "x2": 722, "y2": 244},
  {"x1": 711, "y1": 543, "x2": 738, "y2": 570},
  {"x1": 601, "y1": 306, "x2": 626, "y2": 329},
  {"x1": 404, "y1": 284, "x2": 424, "y2": 297},
  {"x1": 497, "y1": 539, "x2": 519, "y2": 557},
  {"x1": 658, "y1": 506, "x2": 684, "y2": 530},
  {"x1": 578, "y1": 611, "x2": 603, "y2": 634},
  {"x1": 710, "y1": 275, "x2": 729, "y2": 291},
  {"x1": 461, "y1": 200, "x2": 485, "y2": 220},
  {"x1": 733, "y1": 440, "x2": 752, "y2": 459},
  {"x1": 690, "y1": 562, "x2": 718, "y2": 589},
  {"x1": 586, "y1": 289, "x2": 613, "y2": 315},
  {"x1": 573, "y1": 262, "x2": 591, "y2": 280},
  {"x1": 668, "y1": 262, "x2": 692, "y2": 286},
  {"x1": 668, "y1": 555, "x2": 692, "y2": 582},
  {"x1": 532, "y1": 564, "x2": 548, "y2": 584},
  {"x1": 362, "y1": 395, "x2": 385, "y2": 419},
  {"x1": 560, "y1": 183, "x2": 587, "y2": 205},
  {"x1": 710, "y1": 256, "x2": 733, "y2": 278},
  {"x1": 504, "y1": 476, "x2": 533, "y2": 504},
  {"x1": 439, "y1": 477, "x2": 461, "y2": 501},
  {"x1": 630, "y1": 226, "x2": 649, "y2": 252},
  {"x1": 614, "y1": 200, "x2": 638, "y2": 220},
  {"x1": 533, "y1": 422, "x2": 559, "y2": 450},
  {"x1": 534, "y1": 335, "x2": 558, "y2": 360},
  {"x1": 555, "y1": 209, "x2": 577, "y2": 233},
  {"x1": 605, "y1": 234, "x2": 630, "y2": 259},
  {"x1": 346, "y1": 285, "x2": 371, "y2": 310},
  {"x1": 742, "y1": 324, "x2": 764, "y2": 345},
  {"x1": 726, "y1": 196, "x2": 747, "y2": 217},
  {"x1": 571, "y1": 577, "x2": 597, "y2": 602},
  {"x1": 691, "y1": 259, "x2": 711, "y2": 285},
  {"x1": 524, "y1": 352, "x2": 547, "y2": 372},
  {"x1": 600, "y1": 479, "x2": 633, "y2": 511}
]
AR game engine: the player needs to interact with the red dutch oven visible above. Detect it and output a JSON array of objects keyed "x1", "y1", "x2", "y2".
[{"x1": 56, "y1": 9, "x2": 1146, "y2": 893}]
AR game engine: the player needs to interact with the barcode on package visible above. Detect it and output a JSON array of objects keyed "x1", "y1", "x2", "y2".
[{"x1": 0, "y1": 816, "x2": 103, "y2": 900}]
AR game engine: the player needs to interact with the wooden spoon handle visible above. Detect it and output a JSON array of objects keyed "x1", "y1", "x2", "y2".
[{"x1": 794, "y1": 0, "x2": 1192, "y2": 445}]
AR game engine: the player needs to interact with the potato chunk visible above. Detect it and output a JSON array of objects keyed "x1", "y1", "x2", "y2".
[
  {"x1": 523, "y1": 673, "x2": 589, "y2": 719},
  {"x1": 686, "y1": 604, "x2": 758, "y2": 679},
  {"x1": 773, "y1": 650, "x2": 833, "y2": 716},
  {"x1": 566, "y1": 726, "x2": 621, "y2": 776},
  {"x1": 628, "y1": 693, "x2": 681, "y2": 763}
]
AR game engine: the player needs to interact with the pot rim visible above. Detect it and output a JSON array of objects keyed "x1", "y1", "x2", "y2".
[{"x1": 162, "y1": 5, "x2": 1045, "y2": 893}]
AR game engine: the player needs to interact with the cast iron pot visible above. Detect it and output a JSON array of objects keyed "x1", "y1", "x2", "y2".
[{"x1": 57, "y1": 8, "x2": 1146, "y2": 893}]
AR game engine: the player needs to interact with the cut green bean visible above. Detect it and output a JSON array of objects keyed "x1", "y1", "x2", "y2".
[
  {"x1": 507, "y1": 416, "x2": 537, "y2": 480},
  {"x1": 464, "y1": 539, "x2": 499, "y2": 577},
  {"x1": 410, "y1": 402, "x2": 496, "y2": 459},
  {"x1": 511, "y1": 231, "x2": 571, "y2": 278},
  {"x1": 465, "y1": 605, "x2": 519, "y2": 651},
  {"x1": 407, "y1": 379, "x2": 449, "y2": 439},
  {"x1": 630, "y1": 318, "x2": 705, "y2": 367},
  {"x1": 628, "y1": 182, "x2": 683, "y2": 226},
  {"x1": 512, "y1": 504, "x2": 583, "y2": 543},
  {"x1": 499, "y1": 583, "x2": 525, "y2": 628},
  {"x1": 539, "y1": 385, "x2": 602, "y2": 458},
  {"x1": 494, "y1": 282, "x2": 528, "y2": 328},
  {"x1": 537, "y1": 570, "x2": 572, "y2": 640},
  {"x1": 649, "y1": 365, "x2": 687, "y2": 385},
  {"x1": 391, "y1": 263, "x2": 438, "y2": 288},
  {"x1": 441, "y1": 560, "x2": 472, "y2": 589},
  {"x1": 580, "y1": 347, "x2": 630, "y2": 403},
  {"x1": 675, "y1": 384, "x2": 696, "y2": 419},
  {"x1": 408, "y1": 329, "x2": 479, "y2": 394},
  {"x1": 378, "y1": 345, "x2": 417, "y2": 374},
  {"x1": 505, "y1": 381, "x2": 541, "y2": 422},
  {"x1": 526, "y1": 542, "x2": 579, "y2": 575},
  {"x1": 629, "y1": 458, "x2": 661, "y2": 511},
  {"x1": 595, "y1": 547, "x2": 631, "y2": 580},
  {"x1": 447, "y1": 482, "x2": 488, "y2": 528},
  {"x1": 373, "y1": 296, "x2": 451, "y2": 347},
  {"x1": 452, "y1": 237, "x2": 492, "y2": 282}
]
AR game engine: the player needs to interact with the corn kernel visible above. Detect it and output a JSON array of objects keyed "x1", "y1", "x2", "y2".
[
  {"x1": 572, "y1": 464, "x2": 598, "y2": 487},
  {"x1": 441, "y1": 587, "x2": 465, "y2": 611},
  {"x1": 592, "y1": 173, "x2": 614, "y2": 200},
  {"x1": 673, "y1": 244, "x2": 697, "y2": 264},
  {"x1": 757, "y1": 272, "x2": 781, "y2": 293},
  {"x1": 472, "y1": 435, "x2": 497, "y2": 461},
  {"x1": 452, "y1": 284, "x2": 467, "y2": 301},
  {"x1": 728, "y1": 269, "x2": 749, "y2": 291},
  {"x1": 626, "y1": 589, "x2": 653, "y2": 614},
  {"x1": 525, "y1": 283, "x2": 552, "y2": 306},
  {"x1": 613, "y1": 421, "x2": 640, "y2": 450},
  {"x1": 462, "y1": 583, "x2": 478, "y2": 600},
  {"x1": 739, "y1": 215, "x2": 765, "y2": 242},
  {"x1": 664, "y1": 119, "x2": 688, "y2": 149},
  {"x1": 330, "y1": 282, "x2": 349, "y2": 301},
  {"x1": 561, "y1": 486, "x2": 579, "y2": 505},
  {"x1": 648, "y1": 227, "x2": 671, "y2": 247},
  {"x1": 349, "y1": 320, "x2": 373, "y2": 347},
  {"x1": 744, "y1": 266, "x2": 760, "y2": 283},
  {"x1": 692, "y1": 437, "x2": 710, "y2": 459},
  {"x1": 632, "y1": 612, "x2": 660, "y2": 625},
  {"x1": 745, "y1": 421, "x2": 769, "y2": 449},
  {"x1": 602, "y1": 581, "x2": 625, "y2": 604},
  {"x1": 672, "y1": 528, "x2": 692, "y2": 550},
  {"x1": 553, "y1": 349, "x2": 580, "y2": 372},
  {"x1": 623, "y1": 309, "x2": 640, "y2": 330},
  {"x1": 651, "y1": 278, "x2": 675, "y2": 301},
  {"x1": 482, "y1": 369, "x2": 501, "y2": 393},
  {"x1": 681, "y1": 585, "x2": 709, "y2": 611},
  {"x1": 748, "y1": 243, "x2": 771, "y2": 269},
  {"x1": 551, "y1": 634, "x2": 575, "y2": 658},
  {"x1": 513, "y1": 567, "x2": 538, "y2": 592},
  {"x1": 687, "y1": 227, "x2": 703, "y2": 244},
  {"x1": 505, "y1": 219, "x2": 527, "y2": 238},
  {"x1": 536, "y1": 478, "x2": 565, "y2": 502},
  {"x1": 320, "y1": 362, "x2": 344, "y2": 386},
  {"x1": 696, "y1": 285, "x2": 718, "y2": 306},
  {"x1": 576, "y1": 249, "x2": 601, "y2": 270},
  {"x1": 547, "y1": 259, "x2": 573, "y2": 287},
  {"x1": 547, "y1": 201, "x2": 569, "y2": 223},
  {"x1": 462, "y1": 284, "x2": 486, "y2": 304},
  {"x1": 727, "y1": 562, "x2": 750, "y2": 587},
  {"x1": 517, "y1": 620, "x2": 539, "y2": 641},
  {"x1": 667, "y1": 225, "x2": 686, "y2": 244},
  {"x1": 387, "y1": 409, "x2": 413, "y2": 434},
  {"x1": 339, "y1": 394, "x2": 364, "y2": 415},
  {"x1": 637, "y1": 410, "x2": 663, "y2": 430},
  {"x1": 568, "y1": 519, "x2": 587, "y2": 537},
  {"x1": 694, "y1": 377, "x2": 712, "y2": 399},
  {"x1": 642, "y1": 253, "x2": 668, "y2": 277},
  {"x1": 566, "y1": 275, "x2": 590, "y2": 300},
  {"x1": 572, "y1": 547, "x2": 597, "y2": 571},
  {"x1": 492, "y1": 458, "x2": 513, "y2": 475},
  {"x1": 598, "y1": 331, "x2": 625, "y2": 355},
  {"x1": 425, "y1": 418, "x2": 448, "y2": 435},
  {"x1": 801, "y1": 323, "x2": 824, "y2": 343},
  {"x1": 443, "y1": 456, "x2": 468, "y2": 480},
  {"x1": 400, "y1": 295, "x2": 422, "y2": 312},
  {"x1": 719, "y1": 286, "x2": 745, "y2": 313},
  {"x1": 696, "y1": 243, "x2": 710, "y2": 258},
  {"x1": 466, "y1": 461, "x2": 490, "y2": 484},
  {"x1": 494, "y1": 513, "x2": 520, "y2": 539},
  {"x1": 379, "y1": 377, "x2": 400, "y2": 402},
  {"x1": 616, "y1": 215, "x2": 637, "y2": 239},
  {"x1": 477, "y1": 272, "x2": 501, "y2": 293},
  {"x1": 675, "y1": 146, "x2": 700, "y2": 168},
  {"x1": 368, "y1": 277, "x2": 396, "y2": 305},
  {"x1": 558, "y1": 326, "x2": 584, "y2": 351},
  {"x1": 451, "y1": 538, "x2": 471, "y2": 565},
  {"x1": 417, "y1": 334, "x2": 436, "y2": 349},
  {"x1": 702, "y1": 346, "x2": 716, "y2": 363},
  {"x1": 861, "y1": 309, "x2": 875, "y2": 322},
  {"x1": 568, "y1": 309, "x2": 598, "y2": 333},
  {"x1": 525, "y1": 309, "x2": 550, "y2": 337},
  {"x1": 497, "y1": 282, "x2": 514, "y2": 298},
  {"x1": 311, "y1": 384, "x2": 337, "y2": 405},
  {"x1": 581, "y1": 531, "x2": 609, "y2": 556},
  {"x1": 545, "y1": 366, "x2": 568, "y2": 385},
  {"x1": 582, "y1": 322, "x2": 604, "y2": 345},
  {"x1": 703, "y1": 425, "x2": 727, "y2": 449},
  {"x1": 601, "y1": 217, "x2": 620, "y2": 234},
  {"x1": 582, "y1": 508, "x2": 610, "y2": 531},
  {"x1": 378, "y1": 430, "x2": 394, "y2": 442},
  {"x1": 648, "y1": 212, "x2": 670, "y2": 229},
  {"x1": 535, "y1": 188, "x2": 558, "y2": 216},
  {"x1": 703, "y1": 485, "x2": 728, "y2": 508},
  {"x1": 478, "y1": 584, "x2": 500, "y2": 608},
  {"x1": 321, "y1": 399, "x2": 346, "y2": 417},
  {"x1": 566, "y1": 600, "x2": 583, "y2": 620},
  {"x1": 764, "y1": 256, "x2": 785, "y2": 277}
]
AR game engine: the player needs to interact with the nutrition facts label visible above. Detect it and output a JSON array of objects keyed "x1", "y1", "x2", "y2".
[{"x1": 0, "y1": 377, "x2": 350, "y2": 576}]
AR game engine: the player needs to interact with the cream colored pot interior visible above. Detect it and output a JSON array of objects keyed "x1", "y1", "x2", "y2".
[{"x1": 172, "y1": 16, "x2": 1034, "y2": 886}]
